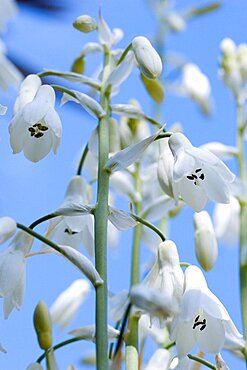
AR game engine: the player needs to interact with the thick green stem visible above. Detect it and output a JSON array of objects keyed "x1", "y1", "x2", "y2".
[
  {"x1": 236, "y1": 101, "x2": 247, "y2": 358},
  {"x1": 126, "y1": 163, "x2": 142, "y2": 370},
  {"x1": 94, "y1": 78, "x2": 111, "y2": 368}
]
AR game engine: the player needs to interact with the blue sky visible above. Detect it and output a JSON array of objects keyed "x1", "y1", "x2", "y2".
[{"x1": 0, "y1": 0, "x2": 247, "y2": 369}]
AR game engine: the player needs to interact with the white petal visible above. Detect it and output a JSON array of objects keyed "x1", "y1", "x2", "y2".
[
  {"x1": 144, "y1": 348, "x2": 171, "y2": 370},
  {"x1": 23, "y1": 133, "x2": 53, "y2": 162},
  {"x1": 108, "y1": 207, "x2": 138, "y2": 230},
  {"x1": 111, "y1": 103, "x2": 146, "y2": 119},
  {"x1": 81, "y1": 216, "x2": 94, "y2": 256},
  {"x1": 13, "y1": 74, "x2": 41, "y2": 114},
  {"x1": 61, "y1": 91, "x2": 105, "y2": 119},
  {"x1": 200, "y1": 167, "x2": 230, "y2": 203},
  {"x1": 43, "y1": 69, "x2": 101, "y2": 89},
  {"x1": 106, "y1": 52, "x2": 135, "y2": 88},
  {"x1": 196, "y1": 312, "x2": 225, "y2": 353},
  {"x1": 0, "y1": 104, "x2": 7, "y2": 115},
  {"x1": 26, "y1": 363, "x2": 44, "y2": 370},
  {"x1": 201, "y1": 289, "x2": 230, "y2": 320},
  {"x1": 171, "y1": 319, "x2": 196, "y2": 357},
  {"x1": 173, "y1": 151, "x2": 195, "y2": 182},
  {"x1": 9, "y1": 113, "x2": 29, "y2": 153},
  {"x1": 176, "y1": 177, "x2": 208, "y2": 212},
  {"x1": 98, "y1": 12, "x2": 113, "y2": 48},
  {"x1": 69, "y1": 325, "x2": 119, "y2": 342},
  {"x1": 109, "y1": 290, "x2": 129, "y2": 321},
  {"x1": 179, "y1": 290, "x2": 202, "y2": 321},
  {"x1": 105, "y1": 128, "x2": 162, "y2": 172}
]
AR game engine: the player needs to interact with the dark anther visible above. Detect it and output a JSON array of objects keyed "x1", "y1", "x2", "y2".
[
  {"x1": 192, "y1": 174, "x2": 198, "y2": 179},
  {"x1": 187, "y1": 175, "x2": 194, "y2": 180},
  {"x1": 40, "y1": 125, "x2": 49, "y2": 131},
  {"x1": 64, "y1": 228, "x2": 78, "y2": 235},
  {"x1": 34, "y1": 132, "x2": 44, "y2": 138},
  {"x1": 199, "y1": 174, "x2": 205, "y2": 180},
  {"x1": 195, "y1": 168, "x2": 202, "y2": 173},
  {"x1": 192, "y1": 315, "x2": 207, "y2": 331}
]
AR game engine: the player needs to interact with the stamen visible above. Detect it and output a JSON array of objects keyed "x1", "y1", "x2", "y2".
[
  {"x1": 192, "y1": 315, "x2": 207, "y2": 331},
  {"x1": 28, "y1": 123, "x2": 49, "y2": 138},
  {"x1": 34, "y1": 132, "x2": 44, "y2": 138},
  {"x1": 199, "y1": 174, "x2": 205, "y2": 180},
  {"x1": 64, "y1": 228, "x2": 78, "y2": 235},
  {"x1": 192, "y1": 174, "x2": 198, "y2": 179},
  {"x1": 187, "y1": 175, "x2": 194, "y2": 180},
  {"x1": 195, "y1": 168, "x2": 202, "y2": 173}
]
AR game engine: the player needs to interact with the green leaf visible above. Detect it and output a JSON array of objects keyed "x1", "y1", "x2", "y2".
[{"x1": 140, "y1": 73, "x2": 164, "y2": 103}]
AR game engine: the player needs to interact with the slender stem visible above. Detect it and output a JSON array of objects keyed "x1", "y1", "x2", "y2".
[
  {"x1": 36, "y1": 336, "x2": 88, "y2": 363},
  {"x1": 94, "y1": 50, "x2": 111, "y2": 369},
  {"x1": 132, "y1": 214, "x2": 165, "y2": 242},
  {"x1": 116, "y1": 43, "x2": 132, "y2": 66},
  {"x1": 126, "y1": 163, "x2": 142, "y2": 370},
  {"x1": 236, "y1": 101, "x2": 247, "y2": 359},
  {"x1": 29, "y1": 213, "x2": 57, "y2": 229},
  {"x1": 114, "y1": 303, "x2": 132, "y2": 358},
  {"x1": 77, "y1": 143, "x2": 89, "y2": 176},
  {"x1": 187, "y1": 354, "x2": 216, "y2": 370}
]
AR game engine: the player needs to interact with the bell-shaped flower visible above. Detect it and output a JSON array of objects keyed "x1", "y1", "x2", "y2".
[
  {"x1": 0, "y1": 39, "x2": 22, "y2": 91},
  {"x1": 213, "y1": 195, "x2": 240, "y2": 246},
  {"x1": 47, "y1": 176, "x2": 94, "y2": 256},
  {"x1": 181, "y1": 63, "x2": 211, "y2": 115},
  {"x1": 0, "y1": 231, "x2": 33, "y2": 318},
  {"x1": 194, "y1": 211, "x2": 218, "y2": 271},
  {"x1": 50, "y1": 279, "x2": 90, "y2": 329},
  {"x1": 131, "y1": 36, "x2": 162, "y2": 79},
  {"x1": 168, "y1": 133, "x2": 235, "y2": 212},
  {"x1": 170, "y1": 265, "x2": 243, "y2": 357},
  {"x1": 0, "y1": 216, "x2": 16, "y2": 244},
  {"x1": 9, "y1": 79, "x2": 62, "y2": 162},
  {"x1": 144, "y1": 240, "x2": 184, "y2": 313},
  {"x1": 144, "y1": 348, "x2": 171, "y2": 370}
]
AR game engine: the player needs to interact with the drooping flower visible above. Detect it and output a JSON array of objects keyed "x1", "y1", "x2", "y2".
[
  {"x1": 181, "y1": 63, "x2": 211, "y2": 115},
  {"x1": 47, "y1": 176, "x2": 94, "y2": 256},
  {"x1": 170, "y1": 265, "x2": 243, "y2": 358},
  {"x1": 50, "y1": 279, "x2": 90, "y2": 329},
  {"x1": 168, "y1": 133, "x2": 235, "y2": 212},
  {"x1": 213, "y1": 195, "x2": 240, "y2": 246},
  {"x1": 9, "y1": 76, "x2": 62, "y2": 162},
  {"x1": 0, "y1": 39, "x2": 22, "y2": 91},
  {"x1": 0, "y1": 231, "x2": 33, "y2": 318},
  {"x1": 194, "y1": 211, "x2": 218, "y2": 271}
]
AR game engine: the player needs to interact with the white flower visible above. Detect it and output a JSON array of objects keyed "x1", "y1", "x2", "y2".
[
  {"x1": 144, "y1": 348, "x2": 171, "y2": 370},
  {"x1": 144, "y1": 240, "x2": 184, "y2": 313},
  {"x1": 213, "y1": 196, "x2": 240, "y2": 246},
  {"x1": 182, "y1": 63, "x2": 211, "y2": 115},
  {"x1": 168, "y1": 133, "x2": 235, "y2": 212},
  {"x1": 170, "y1": 265, "x2": 243, "y2": 357},
  {"x1": 0, "y1": 231, "x2": 33, "y2": 318},
  {"x1": 9, "y1": 76, "x2": 62, "y2": 162},
  {"x1": 50, "y1": 279, "x2": 90, "y2": 329},
  {"x1": 47, "y1": 176, "x2": 94, "y2": 256},
  {"x1": 0, "y1": 39, "x2": 22, "y2": 91},
  {"x1": 194, "y1": 211, "x2": 218, "y2": 271},
  {"x1": 0, "y1": 216, "x2": 16, "y2": 244},
  {"x1": 132, "y1": 36, "x2": 162, "y2": 79},
  {"x1": 0, "y1": 0, "x2": 17, "y2": 33}
]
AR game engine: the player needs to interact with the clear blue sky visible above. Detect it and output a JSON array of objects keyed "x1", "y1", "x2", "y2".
[{"x1": 0, "y1": 0, "x2": 247, "y2": 369}]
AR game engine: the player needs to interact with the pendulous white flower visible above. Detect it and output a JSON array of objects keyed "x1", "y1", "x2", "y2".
[
  {"x1": 168, "y1": 133, "x2": 235, "y2": 212},
  {"x1": 0, "y1": 231, "x2": 33, "y2": 318},
  {"x1": 182, "y1": 63, "x2": 211, "y2": 115},
  {"x1": 194, "y1": 211, "x2": 218, "y2": 271},
  {"x1": 132, "y1": 36, "x2": 162, "y2": 79},
  {"x1": 0, "y1": 216, "x2": 16, "y2": 244},
  {"x1": 47, "y1": 176, "x2": 94, "y2": 256},
  {"x1": 170, "y1": 265, "x2": 243, "y2": 357},
  {"x1": 9, "y1": 76, "x2": 62, "y2": 162},
  {"x1": 0, "y1": 39, "x2": 22, "y2": 91},
  {"x1": 213, "y1": 195, "x2": 240, "y2": 246},
  {"x1": 50, "y1": 279, "x2": 90, "y2": 329}
]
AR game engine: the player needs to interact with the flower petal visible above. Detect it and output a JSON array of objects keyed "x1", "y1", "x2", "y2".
[{"x1": 196, "y1": 311, "x2": 225, "y2": 353}]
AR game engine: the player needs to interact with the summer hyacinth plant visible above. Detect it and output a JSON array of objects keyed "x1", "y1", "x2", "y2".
[{"x1": 1, "y1": 1, "x2": 247, "y2": 370}]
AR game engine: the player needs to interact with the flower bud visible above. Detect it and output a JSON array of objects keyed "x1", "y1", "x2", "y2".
[
  {"x1": 71, "y1": 56, "x2": 85, "y2": 74},
  {"x1": 194, "y1": 211, "x2": 218, "y2": 271},
  {"x1": 33, "y1": 301, "x2": 53, "y2": 350},
  {"x1": 132, "y1": 36, "x2": 162, "y2": 79},
  {"x1": 73, "y1": 15, "x2": 97, "y2": 33}
]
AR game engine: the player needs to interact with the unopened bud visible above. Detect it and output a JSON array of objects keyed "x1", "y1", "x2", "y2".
[
  {"x1": 71, "y1": 56, "x2": 85, "y2": 74},
  {"x1": 73, "y1": 15, "x2": 97, "y2": 33},
  {"x1": 33, "y1": 301, "x2": 53, "y2": 350},
  {"x1": 132, "y1": 36, "x2": 162, "y2": 79},
  {"x1": 194, "y1": 211, "x2": 218, "y2": 271}
]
